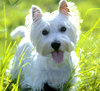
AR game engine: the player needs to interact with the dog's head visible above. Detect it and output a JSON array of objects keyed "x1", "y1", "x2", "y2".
[{"x1": 29, "y1": 0, "x2": 80, "y2": 64}]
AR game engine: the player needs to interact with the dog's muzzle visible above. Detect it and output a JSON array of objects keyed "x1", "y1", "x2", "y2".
[{"x1": 51, "y1": 40, "x2": 64, "y2": 64}]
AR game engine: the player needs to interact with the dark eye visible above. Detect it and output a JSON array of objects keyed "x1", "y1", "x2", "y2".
[
  {"x1": 60, "y1": 26, "x2": 66, "y2": 32},
  {"x1": 42, "y1": 29, "x2": 49, "y2": 35}
]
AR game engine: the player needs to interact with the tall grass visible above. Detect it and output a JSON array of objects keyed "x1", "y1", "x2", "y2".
[
  {"x1": 0, "y1": 0, "x2": 100, "y2": 91},
  {"x1": 76, "y1": 18, "x2": 100, "y2": 90}
]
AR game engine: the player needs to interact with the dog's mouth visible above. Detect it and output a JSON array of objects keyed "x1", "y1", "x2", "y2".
[{"x1": 52, "y1": 51, "x2": 64, "y2": 64}]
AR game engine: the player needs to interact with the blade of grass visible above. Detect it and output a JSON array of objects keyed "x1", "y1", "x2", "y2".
[
  {"x1": 80, "y1": 66, "x2": 99, "y2": 74},
  {"x1": 77, "y1": 18, "x2": 100, "y2": 46},
  {"x1": 18, "y1": 46, "x2": 28, "y2": 66},
  {"x1": 2, "y1": 42, "x2": 12, "y2": 65},
  {"x1": 84, "y1": 8, "x2": 100, "y2": 20},
  {"x1": 15, "y1": 63, "x2": 29, "y2": 91},
  {"x1": 3, "y1": 0, "x2": 7, "y2": 53}
]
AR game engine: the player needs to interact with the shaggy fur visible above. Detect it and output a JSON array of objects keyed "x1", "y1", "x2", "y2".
[{"x1": 10, "y1": 0, "x2": 81, "y2": 90}]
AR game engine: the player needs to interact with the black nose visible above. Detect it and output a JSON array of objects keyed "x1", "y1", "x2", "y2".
[{"x1": 51, "y1": 41, "x2": 61, "y2": 50}]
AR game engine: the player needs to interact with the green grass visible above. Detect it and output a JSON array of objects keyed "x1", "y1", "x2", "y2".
[
  {"x1": 0, "y1": 0, "x2": 100, "y2": 90},
  {"x1": 76, "y1": 19, "x2": 100, "y2": 90}
]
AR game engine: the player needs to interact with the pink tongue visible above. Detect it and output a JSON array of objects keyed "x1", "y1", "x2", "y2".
[{"x1": 52, "y1": 51, "x2": 64, "y2": 64}]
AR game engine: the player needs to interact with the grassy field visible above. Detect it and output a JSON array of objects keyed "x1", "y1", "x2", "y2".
[{"x1": 0, "y1": 0, "x2": 100, "y2": 90}]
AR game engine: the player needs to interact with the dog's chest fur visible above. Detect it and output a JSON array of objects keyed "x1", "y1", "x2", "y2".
[{"x1": 22, "y1": 51, "x2": 74, "y2": 90}]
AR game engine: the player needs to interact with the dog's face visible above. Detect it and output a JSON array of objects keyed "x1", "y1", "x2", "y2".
[{"x1": 30, "y1": 0, "x2": 78, "y2": 64}]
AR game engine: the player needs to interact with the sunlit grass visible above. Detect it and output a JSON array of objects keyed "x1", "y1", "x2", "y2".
[{"x1": 0, "y1": 42, "x2": 15, "y2": 91}]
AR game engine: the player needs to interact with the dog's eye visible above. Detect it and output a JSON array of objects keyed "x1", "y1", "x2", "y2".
[
  {"x1": 42, "y1": 29, "x2": 49, "y2": 35},
  {"x1": 60, "y1": 26, "x2": 66, "y2": 32}
]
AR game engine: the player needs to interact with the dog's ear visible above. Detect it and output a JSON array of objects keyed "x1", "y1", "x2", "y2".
[
  {"x1": 59, "y1": 0, "x2": 70, "y2": 16},
  {"x1": 32, "y1": 5, "x2": 43, "y2": 22}
]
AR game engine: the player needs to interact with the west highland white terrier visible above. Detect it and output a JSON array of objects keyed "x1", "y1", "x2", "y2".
[{"x1": 10, "y1": 0, "x2": 81, "y2": 90}]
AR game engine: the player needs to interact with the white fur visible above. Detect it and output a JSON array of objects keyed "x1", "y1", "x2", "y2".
[
  {"x1": 11, "y1": 0, "x2": 81, "y2": 90},
  {"x1": 10, "y1": 26, "x2": 29, "y2": 39}
]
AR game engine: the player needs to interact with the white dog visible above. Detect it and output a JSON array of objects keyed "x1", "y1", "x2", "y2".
[{"x1": 11, "y1": 0, "x2": 81, "y2": 90}]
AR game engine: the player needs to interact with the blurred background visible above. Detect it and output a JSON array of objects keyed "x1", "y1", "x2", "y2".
[
  {"x1": 0, "y1": 0, "x2": 100, "y2": 90},
  {"x1": 0, "y1": 0, "x2": 100, "y2": 33}
]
